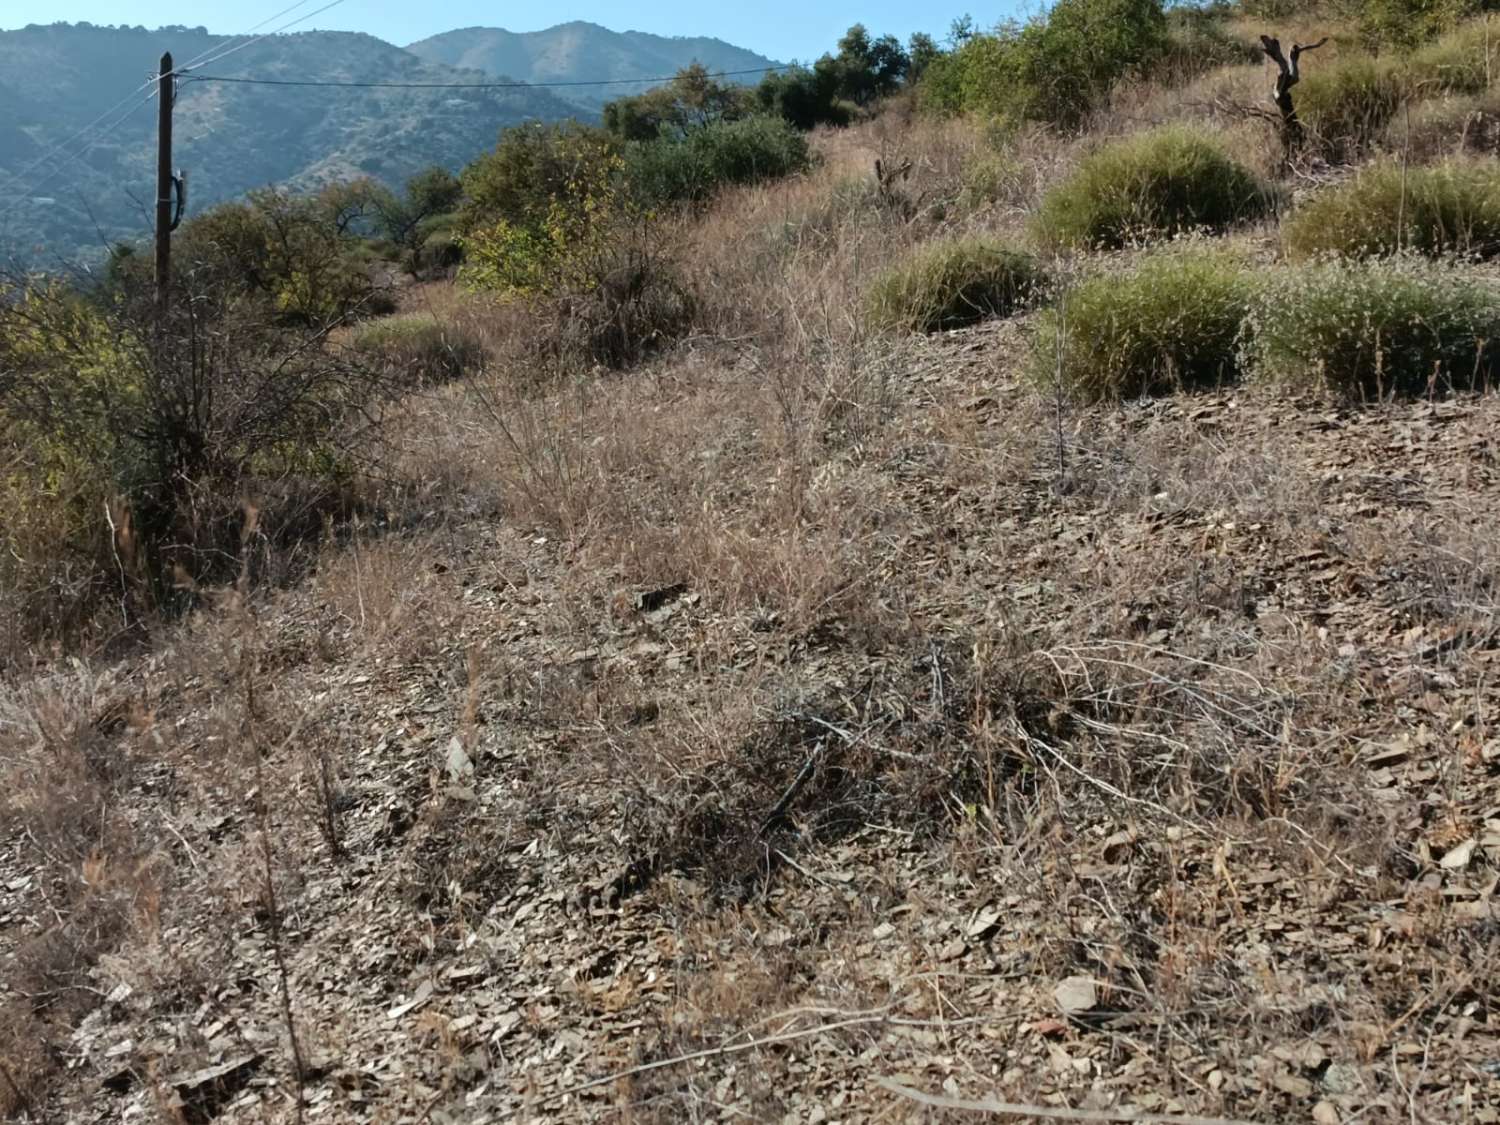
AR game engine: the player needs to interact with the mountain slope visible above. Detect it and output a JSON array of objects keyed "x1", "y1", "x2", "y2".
[
  {"x1": 0, "y1": 23, "x2": 581, "y2": 265},
  {"x1": 406, "y1": 21, "x2": 780, "y2": 111}
]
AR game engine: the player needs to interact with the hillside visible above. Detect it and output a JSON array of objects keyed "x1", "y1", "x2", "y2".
[
  {"x1": 0, "y1": 23, "x2": 579, "y2": 264},
  {"x1": 4, "y1": 2, "x2": 1500, "y2": 1123},
  {"x1": 406, "y1": 21, "x2": 781, "y2": 111}
]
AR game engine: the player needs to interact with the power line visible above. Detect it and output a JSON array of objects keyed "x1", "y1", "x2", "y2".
[
  {"x1": 183, "y1": 63, "x2": 795, "y2": 90},
  {"x1": 0, "y1": 83, "x2": 157, "y2": 201},
  {"x1": 0, "y1": 94, "x2": 155, "y2": 225},
  {"x1": 176, "y1": 0, "x2": 326, "y2": 71},
  {"x1": 0, "y1": 0, "x2": 332, "y2": 207},
  {"x1": 177, "y1": 0, "x2": 350, "y2": 75}
]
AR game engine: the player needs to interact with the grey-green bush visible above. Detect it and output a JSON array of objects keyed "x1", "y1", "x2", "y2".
[
  {"x1": 351, "y1": 316, "x2": 487, "y2": 384},
  {"x1": 626, "y1": 116, "x2": 812, "y2": 208},
  {"x1": 1243, "y1": 257, "x2": 1500, "y2": 397},
  {"x1": 1297, "y1": 56, "x2": 1404, "y2": 160},
  {"x1": 865, "y1": 238, "x2": 1045, "y2": 333},
  {"x1": 1410, "y1": 19, "x2": 1500, "y2": 95},
  {"x1": 1284, "y1": 160, "x2": 1500, "y2": 260},
  {"x1": 1033, "y1": 126, "x2": 1270, "y2": 250},
  {"x1": 1031, "y1": 247, "x2": 1254, "y2": 400}
]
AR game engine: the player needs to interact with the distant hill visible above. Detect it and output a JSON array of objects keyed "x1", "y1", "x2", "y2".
[
  {"x1": 0, "y1": 22, "x2": 580, "y2": 266},
  {"x1": 406, "y1": 22, "x2": 781, "y2": 111}
]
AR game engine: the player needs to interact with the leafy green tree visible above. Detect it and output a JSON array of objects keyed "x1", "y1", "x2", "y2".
[
  {"x1": 603, "y1": 64, "x2": 754, "y2": 141},
  {"x1": 173, "y1": 190, "x2": 376, "y2": 325},
  {"x1": 756, "y1": 62, "x2": 851, "y2": 129},
  {"x1": 460, "y1": 122, "x2": 620, "y2": 234},
  {"x1": 908, "y1": 32, "x2": 943, "y2": 81},
  {"x1": 834, "y1": 24, "x2": 910, "y2": 105},
  {"x1": 372, "y1": 166, "x2": 463, "y2": 275},
  {"x1": 918, "y1": 0, "x2": 1169, "y2": 130}
]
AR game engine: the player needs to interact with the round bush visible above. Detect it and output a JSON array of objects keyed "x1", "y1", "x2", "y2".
[
  {"x1": 626, "y1": 116, "x2": 812, "y2": 209},
  {"x1": 865, "y1": 238, "x2": 1045, "y2": 333},
  {"x1": 1284, "y1": 159, "x2": 1500, "y2": 261},
  {"x1": 960, "y1": 152, "x2": 1027, "y2": 210},
  {"x1": 1410, "y1": 21, "x2": 1500, "y2": 95},
  {"x1": 1297, "y1": 57, "x2": 1404, "y2": 160},
  {"x1": 351, "y1": 316, "x2": 487, "y2": 384},
  {"x1": 1243, "y1": 257, "x2": 1500, "y2": 397},
  {"x1": 1033, "y1": 126, "x2": 1270, "y2": 250},
  {"x1": 1031, "y1": 246, "x2": 1254, "y2": 400}
]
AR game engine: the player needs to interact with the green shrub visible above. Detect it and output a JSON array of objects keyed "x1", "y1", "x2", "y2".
[
  {"x1": 350, "y1": 316, "x2": 487, "y2": 384},
  {"x1": 1359, "y1": 0, "x2": 1483, "y2": 50},
  {"x1": 1409, "y1": 18, "x2": 1499, "y2": 95},
  {"x1": 1154, "y1": 6, "x2": 1260, "y2": 84},
  {"x1": 625, "y1": 116, "x2": 812, "y2": 208},
  {"x1": 1033, "y1": 126, "x2": 1270, "y2": 250},
  {"x1": 1243, "y1": 257, "x2": 1500, "y2": 396},
  {"x1": 918, "y1": 0, "x2": 1169, "y2": 128},
  {"x1": 960, "y1": 151, "x2": 1027, "y2": 209},
  {"x1": 1031, "y1": 246, "x2": 1254, "y2": 400},
  {"x1": 173, "y1": 190, "x2": 380, "y2": 325},
  {"x1": 1297, "y1": 56, "x2": 1405, "y2": 160},
  {"x1": 1284, "y1": 160, "x2": 1500, "y2": 260},
  {"x1": 1, "y1": 271, "x2": 401, "y2": 639},
  {"x1": 865, "y1": 238, "x2": 1045, "y2": 333},
  {"x1": 460, "y1": 122, "x2": 621, "y2": 237},
  {"x1": 1388, "y1": 86, "x2": 1500, "y2": 160}
]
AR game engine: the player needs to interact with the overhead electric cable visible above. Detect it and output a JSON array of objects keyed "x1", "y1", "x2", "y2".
[
  {"x1": 0, "y1": 94, "x2": 155, "y2": 224},
  {"x1": 177, "y1": 0, "x2": 350, "y2": 74},
  {"x1": 184, "y1": 63, "x2": 795, "y2": 89},
  {"x1": 175, "y1": 0, "x2": 325, "y2": 71},
  {"x1": 0, "y1": 84, "x2": 157, "y2": 199}
]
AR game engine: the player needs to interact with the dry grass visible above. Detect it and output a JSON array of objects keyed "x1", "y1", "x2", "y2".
[{"x1": 8, "y1": 35, "x2": 1500, "y2": 1122}]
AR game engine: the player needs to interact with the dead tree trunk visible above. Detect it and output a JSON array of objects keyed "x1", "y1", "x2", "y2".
[{"x1": 1259, "y1": 35, "x2": 1328, "y2": 155}]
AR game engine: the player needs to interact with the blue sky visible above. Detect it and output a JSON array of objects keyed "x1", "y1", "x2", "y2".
[{"x1": 0, "y1": 2, "x2": 1016, "y2": 64}]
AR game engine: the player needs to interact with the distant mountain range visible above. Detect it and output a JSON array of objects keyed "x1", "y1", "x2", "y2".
[
  {"x1": 407, "y1": 22, "x2": 781, "y2": 110},
  {"x1": 0, "y1": 21, "x2": 779, "y2": 266}
]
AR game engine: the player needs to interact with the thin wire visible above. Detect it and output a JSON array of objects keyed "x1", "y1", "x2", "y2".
[
  {"x1": 179, "y1": 0, "x2": 350, "y2": 74},
  {"x1": 0, "y1": 95, "x2": 155, "y2": 225},
  {"x1": 185, "y1": 63, "x2": 794, "y2": 90},
  {"x1": 176, "y1": 0, "x2": 324, "y2": 71},
  {"x1": 0, "y1": 83, "x2": 157, "y2": 200},
  {"x1": 0, "y1": 0, "x2": 328, "y2": 203}
]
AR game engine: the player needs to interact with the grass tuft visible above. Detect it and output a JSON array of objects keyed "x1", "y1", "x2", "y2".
[
  {"x1": 1298, "y1": 56, "x2": 1405, "y2": 160},
  {"x1": 1031, "y1": 245, "x2": 1254, "y2": 401},
  {"x1": 350, "y1": 315, "x2": 488, "y2": 384},
  {"x1": 1244, "y1": 256, "x2": 1500, "y2": 397},
  {"x1": 1284, "y1": 159, "x2": 1500, "y2": 261},
  {"x1": 864, "y1": 237, "x2": 1045, "y2": 333},
  {"x1": 1033, "y1": 126, "x2": 1270, "y2": 250}
]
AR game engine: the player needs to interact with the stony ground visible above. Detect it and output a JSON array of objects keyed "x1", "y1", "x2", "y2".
[{"x1": 4, "y1": 319, "x2": 1499, "y2": 1123}]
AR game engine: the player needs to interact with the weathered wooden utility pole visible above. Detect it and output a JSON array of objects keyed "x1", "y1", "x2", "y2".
[{"x1": 155, "y1": 51, "x2": 174, "y2": 311}]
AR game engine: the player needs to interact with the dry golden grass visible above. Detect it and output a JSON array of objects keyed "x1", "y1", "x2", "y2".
[{"x1": 9, "y1": 32, "x2": 1500, "y2": 1120}]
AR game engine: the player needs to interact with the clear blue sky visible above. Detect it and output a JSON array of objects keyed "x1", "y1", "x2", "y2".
[{"x1": 0, "y1": 2, "x2": 1016, "y2": 64}]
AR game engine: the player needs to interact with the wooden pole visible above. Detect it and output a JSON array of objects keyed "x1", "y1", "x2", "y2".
[{"x1": 154, "y1": 52, "x2": 174, "y2": 311}]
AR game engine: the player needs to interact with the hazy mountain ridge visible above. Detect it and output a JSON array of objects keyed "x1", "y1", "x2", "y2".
[
  {"x1": 0, "y1": 22, "x2": 584, "y2": 264},
  {"x1": 406, "y1": 21, "x2": 781, "y2": 110}
]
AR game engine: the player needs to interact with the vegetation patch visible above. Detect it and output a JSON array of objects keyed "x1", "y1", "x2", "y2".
[
  {"x1": 351, "y1": 316, "x2": 488, "y2": 384},
  {"x1": 1243, "y1": 256, "x2": 1500, "y2": 396},
  {"x1": 920, "y1": 0, "x2": 1169, "y2": 129},
  {"x1": 1031, "y1": 247, "x2": 1254, "y2": 400},
  {"x1": 1297, "y1": 56, "x2": 1405, "y2": 160},
  {"x1": 1410, "y1": 18, "x2": 1500, "y2": 94},
  {"x1": 626, "y1": 116, "x2": 813, "y2": 208},
  {"x1": 1033, "y1": 126, "x2": 1270, "y2": 250},
  {"x1": 1284, "y1": 159, "x2": 1500, "y2": 260},
  {"x1": 864, "y1": 237, "x2": 1045, "y2": 333}
]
